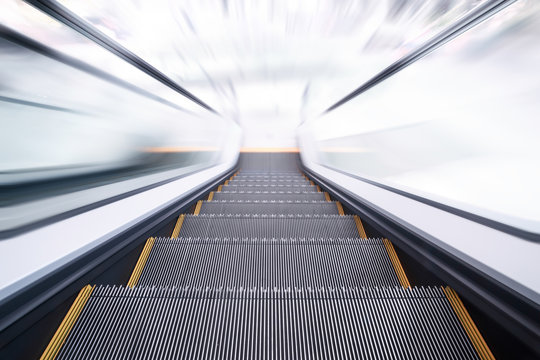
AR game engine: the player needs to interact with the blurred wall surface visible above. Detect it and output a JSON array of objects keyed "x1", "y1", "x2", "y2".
[
  {"x1": 55, "y1": 0, "x2": 487, "y2": 147},
  {"x1": 1, "y1": 0, "x2": 240, "y2": 185},
  {"x1": 299, "y1": 1, "x2": 540, "y2": 234}
]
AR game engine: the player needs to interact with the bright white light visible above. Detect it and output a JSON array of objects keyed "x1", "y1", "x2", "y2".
[{"x1": 58, "y1": 0, "x2": 486, "y2": 146}]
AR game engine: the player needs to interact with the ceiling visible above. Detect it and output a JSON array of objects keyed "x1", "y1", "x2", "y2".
[{"x1": 57, "y1": 0, "x2": 485, "y2": 146}]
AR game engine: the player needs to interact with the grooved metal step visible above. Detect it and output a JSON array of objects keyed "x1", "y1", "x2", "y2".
[
  {"x1": 228, "y1": 179, "x2": 309, "y2": 186},
  {"x1": 213, "y1": 191, "x2": 326, "y2": 201},
  {"x1": 178, "y1": 215, "x2": 360, "y2": 238},
  {"x1": 55, "y1": 286, "x2": 480, "y2": 360},
  {"x1": 239, "y1": 153, "x2": 299, "y2": 172},
  {"x1": 199, "y1": 200, "x2": 339, "y2": 215},
  {"x1": 236, "y1": 171, "x2": 301, "y2": 175},
  {"x1": 221, "y1": 184, "x2": 316, "y2": 192},
  {"x1": 138, "y1": 238, "x2": 399, "y2": 287},
  {"x1": 234, "y1": 175, "x2": 306, "y2": 180},
  {"x1": 42, "y1": 153, "x2": 493, "y2": 360}
]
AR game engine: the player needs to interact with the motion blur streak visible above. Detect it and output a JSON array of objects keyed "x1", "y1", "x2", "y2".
[
  {"x1": 142, "y1": 147, "x2": 221, "y2": 153},
  {"x1": 0, "y1": 0, "x2": 239, "y2": 187},
  {"x1": 2, "y1": 1, "x2": 540, "y2": 359},
  {"x1": 58, "y1": 0, "x2": 488, "y2": 146},
  {"x1": 300, "y1": 0, "x2": 540, "y2": 233},
  {"x1": 1, "y1": 0, "x2": 539, "y2": 235}
]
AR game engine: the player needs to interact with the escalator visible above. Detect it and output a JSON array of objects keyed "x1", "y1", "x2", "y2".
[{"x1": 40, "y1": 152, "x2": 494, "y2": 359}]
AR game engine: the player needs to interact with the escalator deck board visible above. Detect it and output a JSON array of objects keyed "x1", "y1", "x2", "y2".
[
  {"x1": 178, "y1": 215, "x2": 359, "y2": 238},
  {"x1": 198, "y1": 200, "x2": 339, "y2": 215},
  {"x1": 137, "y1": 237, "x2": 400, "y2": 287},
  {"x1": 56, "y1": 286, "x2": 479, "y2": 360}
]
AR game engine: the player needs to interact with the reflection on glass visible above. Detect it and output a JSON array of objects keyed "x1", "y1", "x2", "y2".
[
  {"x1": 0, "y1": 0, "x2": 241, "y2": 232},
  {"x1": 58, "y1": 0, "x2": 487, "y2": 139},
  {"x1": 0, "y1": 1, "x2": 239, "y2": 185},
  {"x1": 302, "y1": 1, "x2": 540, "y2": 233}
]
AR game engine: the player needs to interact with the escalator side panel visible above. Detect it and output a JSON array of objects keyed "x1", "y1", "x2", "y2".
[
  {"x1": 178, "y1": 215, "x2": 360, "y2": 239},
  {"x1": 198, "y1": 201, "x2": 340, "y2": 215}
]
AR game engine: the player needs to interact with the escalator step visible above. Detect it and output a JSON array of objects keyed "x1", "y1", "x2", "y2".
[
  {"x1": 43, "y1": 152, "x2": 494, "y2": 360},
  {"x1": 234, "y1": 175, "x2": 306, "y2": 180},
  {"x1": 137, "y1": 238, "x2": 400, "y2": 287},
  {"x1": 236, "y1": 171, "x2": 301, "y2": 175},
  {"x1": 239, "y1": 152, "x2": 299, "y2": 172},
  {"x1": 221, "y1": 184, "x2": 316, "y2": 192},
  {"x1": 178, "y1": 215, "x2": 360, "y2": 238},
  {"x1": 55, "y1": 286, "x2": 480, "y2": 360},
  {"x1": 212, "y1": 191, "x2": 326, "y2": 201},
  {"x1": 198, "y1": 200, "x2": 339, "y2": 215},
  {"x1": 228, "y1": 179, "x2": 309, "y2": 186}
]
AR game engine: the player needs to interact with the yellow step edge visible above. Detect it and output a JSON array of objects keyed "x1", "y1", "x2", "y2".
[
  {"x1": 224, "y1": 179, "x2": 229, "y2": 186},
  {"x1": 324, "y1": 192, "x2": 331, "y2": 202},
  {"x1": 40, "y1": 285, "x2": 95, "y2": 360},
  {"x1": 194, "y1": 200, "x2": 203, "y2": 215},
  {"x1": 217, "y1": 185, "x2": 223, "y2": 192},
  {"x1": 309, "y1": 180, "x2": 315, "y2": 186},
  {"x1": 336, "y1": 202, "x2": 345, "y2": 215},
  {"x1": 127, "y1": 237, "x2": 155, "y2": 288},
  {"x1": 171, "y1": 214, "x2": 185, "y2": 238},
  {"x1": 353, "y1": 215, "x2": 367, "y2": 238},
  {"x1": 208, "y1": 191, "x2": 214, "y2": 201},
  {"x1": 316, "y1": 185, "x2": 321, "y2": 192},
  {"x1": 443, "y1": 287, "x2": 495, "y2": 360},
  {"x1": 382, "y1": 239, "x2": 411, "y2": 288}
]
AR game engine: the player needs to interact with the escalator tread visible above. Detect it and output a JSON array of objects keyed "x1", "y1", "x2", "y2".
[
  {"x1": 178, "y1": 214, "x2": 360, "y2": 238},
  {"x1": 42, "y1": 152, "x2": 493, "y2": 360},
  {"x1": 55, "y1": 286, "x2": 480, "y2": 360},
  {"x1": 212, "y1": 191, "x2": 326, "y2": 201},
  {"x1": 137, "y1": 237, "x2": 401, "y2": 287}
]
